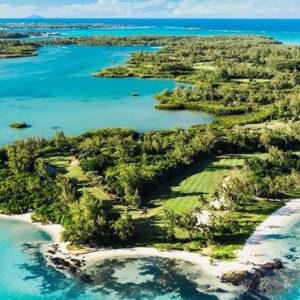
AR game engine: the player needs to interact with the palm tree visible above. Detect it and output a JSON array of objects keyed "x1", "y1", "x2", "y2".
[
  {"x1": 57, "y1": 174, "x2": 76, "y2": 203},
  {"x1": 162, "y1": 208, "x2": 177, "y2": 242},
  {"x1": 141, "y1": 206, "x2": 149, "y2": 218},
  {"x1": 112, "y1": 209, "x2": 134, "y2": 242}
]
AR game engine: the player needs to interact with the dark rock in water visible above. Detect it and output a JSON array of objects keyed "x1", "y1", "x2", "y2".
[
  {"x1": 221, "y1": 270, "x2": 253, "y2": 286},
  {"x1": 284, "y1": 254, "x2": 294, "y2": 260},
  {"x1": 256, "y1": 260, "x2": 283, "y2": 277},
  {"x1": 211, "y1": 288, "x2": 229, "y2": 293},
  {"x1": 80, "y1": 274, "x2": 94, "y2": 284},
  {"x1": 50, "y1": 256, "x2": 71, "y2": 268},
  {"x1": 69, "y1": 266, "x2": 78, "y2": 274},
  {"x1": 222, "y1": 260, "x2": 284, "y2": 298},
  {"x1": 239, "y1": 291, "x2": 270, "y2": 300},
  {"x1": 131, "y1": 93, "x2": 139, "y2": 96},
  {"x1": 290, "y1": 247, "x2": 297, "y2": 253},
  {"x1": 202, "y1": 284, "x2": 211, "y2": 289}
]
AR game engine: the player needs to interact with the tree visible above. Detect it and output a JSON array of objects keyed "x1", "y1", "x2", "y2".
[
  {"x1": 7, "y1": 140, "x2": 36, "y2": 174},
  {"x1": 132, "y1": 189, "x2": 141, "y2": 208},
  {"x1": 64, "y1": 191, "x2": 113, "y2": 245},
  {"x1": 57, "y1": 174, "x2": 76, "y2": 204},
  {"x1": 35, "y1": 158, "x2": 49, "y2": 178},
  {"x1": 162, "y1": 208, "x2": 177, "y2": 242},
  {"x1": 215, "y1": 173, "x2": 251, "y2": 210},
  {"x1": 141, "y1": 206, "x2": 149, "y2": 218},
  {"x1": 288, "y1": 92, "x2": 300, "y2": 120},
  {"x1": 112, "y1": 209, "x2": 134, "y2": 242},
  {"x1": 177, "y1": 212, "x2": 198, "y2": 240},
  {"x1": 54, "y1": 131, "x2": 69, "y2": 152},
  {"x1": 116, "y1": 164, "x2": 144, "y2": 204}
]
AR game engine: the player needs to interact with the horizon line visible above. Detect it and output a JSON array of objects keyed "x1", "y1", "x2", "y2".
[{"x1": 0, "y1": 17, "x2": 300, "y2": 20}]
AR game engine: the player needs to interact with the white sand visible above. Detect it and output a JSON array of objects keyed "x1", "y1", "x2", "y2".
[
  {"x1": 1, "y1": 198, "x2": 299, "y2": 298},
  {"x1": 0, "y1": 213, "x2": 68, "y2": 254},
  {"x1": 238, "y1": 198, "x2": 300, "y2": 266}
]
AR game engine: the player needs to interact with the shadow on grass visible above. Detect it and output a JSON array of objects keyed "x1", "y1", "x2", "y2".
[
  {"x1": 159, "y1": 191, "x2": 208, "y2": 199},
  {"x1": 133, "y1": 215, "x2": 166, "y2": 245},
  {"x1": 146, "y1": 155, "x2": 217, "y2": 203}
]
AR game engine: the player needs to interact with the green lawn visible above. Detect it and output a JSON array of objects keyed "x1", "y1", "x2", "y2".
[
  {"x1": 151, "y1": 154, "x2": 254, "y2": 214},
  {"x1": 45, "y1": 156, "x2": 87, "y2": 182},
  {"x1": 45, "y1": 153, "x2": 285, "y2": 257},
  {"x1": 193, "y1": 62, "x2": 216, "y2": 71},
  {"x1": 133, "y1": 153, "x2": 284, "y2": 256}
]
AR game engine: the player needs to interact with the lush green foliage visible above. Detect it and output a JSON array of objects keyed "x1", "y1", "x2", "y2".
[
  {"x1": 97, "y1": 35, "x2": 300, "y2": 126},
  {"x1": 9, "y1": 122, "x2": 28, "y2": 129},
  {"x1": 0, "y1": 40, "x2": 39, "y2": 58},
  {"x1": 1, "y1": 36, "x2": 300, "y2": 254}
]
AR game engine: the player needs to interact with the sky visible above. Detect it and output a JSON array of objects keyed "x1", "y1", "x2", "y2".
[{"x1": 0, "y1": 0, "x2": 299, "y2": 18}]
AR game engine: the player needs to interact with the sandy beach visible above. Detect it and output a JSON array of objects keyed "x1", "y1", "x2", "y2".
[
  {"x1": 1, "y1": 198, "x2": 299, "y2": 298},
  {"x1": 238, "y1": 198, "x2": 300, "y2": 266},
  {"x1": 0, "y1": 213, "x2": 68, "y2": 253}
]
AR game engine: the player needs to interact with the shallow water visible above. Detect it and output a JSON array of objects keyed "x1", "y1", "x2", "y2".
[
  {"x1": 272, "y1": 220, "x2": 300, "y2": 300},
  {"x1": 0, "y1": 18, "x2": 300, "y2": 299},
  {"x1": 1, "y1": 19, "x2": 300, "y2": 44},
  {"x1": 0, "y1": 219, "x2": 219, "y2": 300},
  {"x1": 0, "y1": 45, "x2": 212, "y2": 145},
  {"x1": 1, "y1": 217, "x2": 299, "y2": 299}
]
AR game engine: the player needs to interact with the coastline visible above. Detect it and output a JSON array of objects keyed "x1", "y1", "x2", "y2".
[
  {"x1": 0, "y1": 213, "x2": 68, "y2": 253},
  {"x1": 238, "y1": 198, "x2": 300, "y2": 266},
  {"x1": 0, "y1": 198, "x2": 299, "y2": 298}
]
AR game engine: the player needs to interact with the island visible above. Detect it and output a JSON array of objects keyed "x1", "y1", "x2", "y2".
[
  {"x1": 0, "y1": 35, "x2": 299, "y2": 299},
  {"x1": 9, "y1": 122, "x2": 29, "y2": 129},
  {"x1": 0, "y1": 40, "x2": 39, "y2": 58}
]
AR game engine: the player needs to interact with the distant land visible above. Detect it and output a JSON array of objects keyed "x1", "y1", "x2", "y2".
[{"x1": 25, "y1": 15, "x2": 44, "y2": 19}]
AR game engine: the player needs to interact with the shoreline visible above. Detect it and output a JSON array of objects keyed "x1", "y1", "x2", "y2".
[
  {"x1": 0, "y1": 213, "x2": 68, "y2": 253},
  {"x1": 238, "y1": 198, "x2": 300, "y2": 266},
  {"x1": 1, "y1": 198, "x2": 300, "y2": 298}
]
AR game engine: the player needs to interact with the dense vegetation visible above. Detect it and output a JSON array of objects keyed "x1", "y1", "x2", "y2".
[
  {"x1": 0, "y1": 35, "x2": 300, "y2": 258},
  {"x1": 0, "y1": 122, "x2": 299, "y2": 252},
  {"x1": 96, "y1": 35, "x2": 300, "y2": 127},
  {"x1": 0, "y1": 40, "x2": 39, "y2": 58},
  {"x1": 9, "y1": 122, "x2": 28, "y2": 129}
]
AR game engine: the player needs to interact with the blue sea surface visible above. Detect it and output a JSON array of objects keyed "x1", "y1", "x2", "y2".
[
  {"x1": 0, "y1": 219, "x2": 219, "y2": 300},
  {"x1": 0, "y1": 44, "x2": 212, "y2": 145},
  {"x1": 0, "y1": 19, "x2": 300, "y2": 299},
  {"x1": 273, "y1": 220, "x2": 300, "y2": 300},
  {"x1": 1, "y1": 18, "x2": 300, "y2": 44}
]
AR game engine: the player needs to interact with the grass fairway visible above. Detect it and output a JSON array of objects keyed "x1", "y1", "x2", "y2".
[
  {"x1": 133, "y1": 154, "x2": 260, "y2": 249},
  {"x1": 46, "y1": 155, "x2": 111, "y2": 200},
  {"x1": 151, "y1": 154, "x2": 253, "y2": 214},
  {"x1": 134, "y1": 153, "x2": 284, "y2": 256},
  {"x1": 45, "y1": 156, "x2": 88, "y2": 181}
]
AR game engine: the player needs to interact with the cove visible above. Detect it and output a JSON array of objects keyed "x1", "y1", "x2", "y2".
[
  {"x1": 0, "y1": 218, "x2": 218, "y2": 300},
  {"x1": 0, "y1": 45, "x2": 212, "y2": 145}
]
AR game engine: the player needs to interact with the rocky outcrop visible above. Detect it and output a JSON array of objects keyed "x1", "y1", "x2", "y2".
[
  {"x1": 46, "y1": 244, "x2": 93, "y2": 283},
  {"x1": 221, "y1": 260, "x2": 283, "y2": 299}
]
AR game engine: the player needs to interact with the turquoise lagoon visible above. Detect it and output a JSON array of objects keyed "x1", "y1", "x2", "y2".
[
  {"x1": 0, "y1": 217, "x2": 299, "y2": 299},
  {"x1": 0, "y1": 219, "x2": 219, "y2": 300},
  {"x1": 2, "y1": 19, "x2": 300, "y2": 44},
  {"x1": 0, "y1": 19, "x2": 300, "y2": 299},
  {"x1": 0, "y1": 45, "x2": 212, "y2": 145}
]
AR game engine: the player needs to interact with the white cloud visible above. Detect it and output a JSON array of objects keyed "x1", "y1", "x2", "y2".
[
  {"x1": 0, "y1": 0, "x2": 299, "y2": 18},
  {"x1": 0, "y1": 4, "x2": 36, "y2": 18}
]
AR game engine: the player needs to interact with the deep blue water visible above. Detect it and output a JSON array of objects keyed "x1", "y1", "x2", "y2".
[{"x1": 1, "y1": 18, "x2": 300, "y2": 44}]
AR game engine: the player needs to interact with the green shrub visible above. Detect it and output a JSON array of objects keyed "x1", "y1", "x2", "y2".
[{"x1": 9, "y1": 122, "x2": 28, "y2": 129}]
